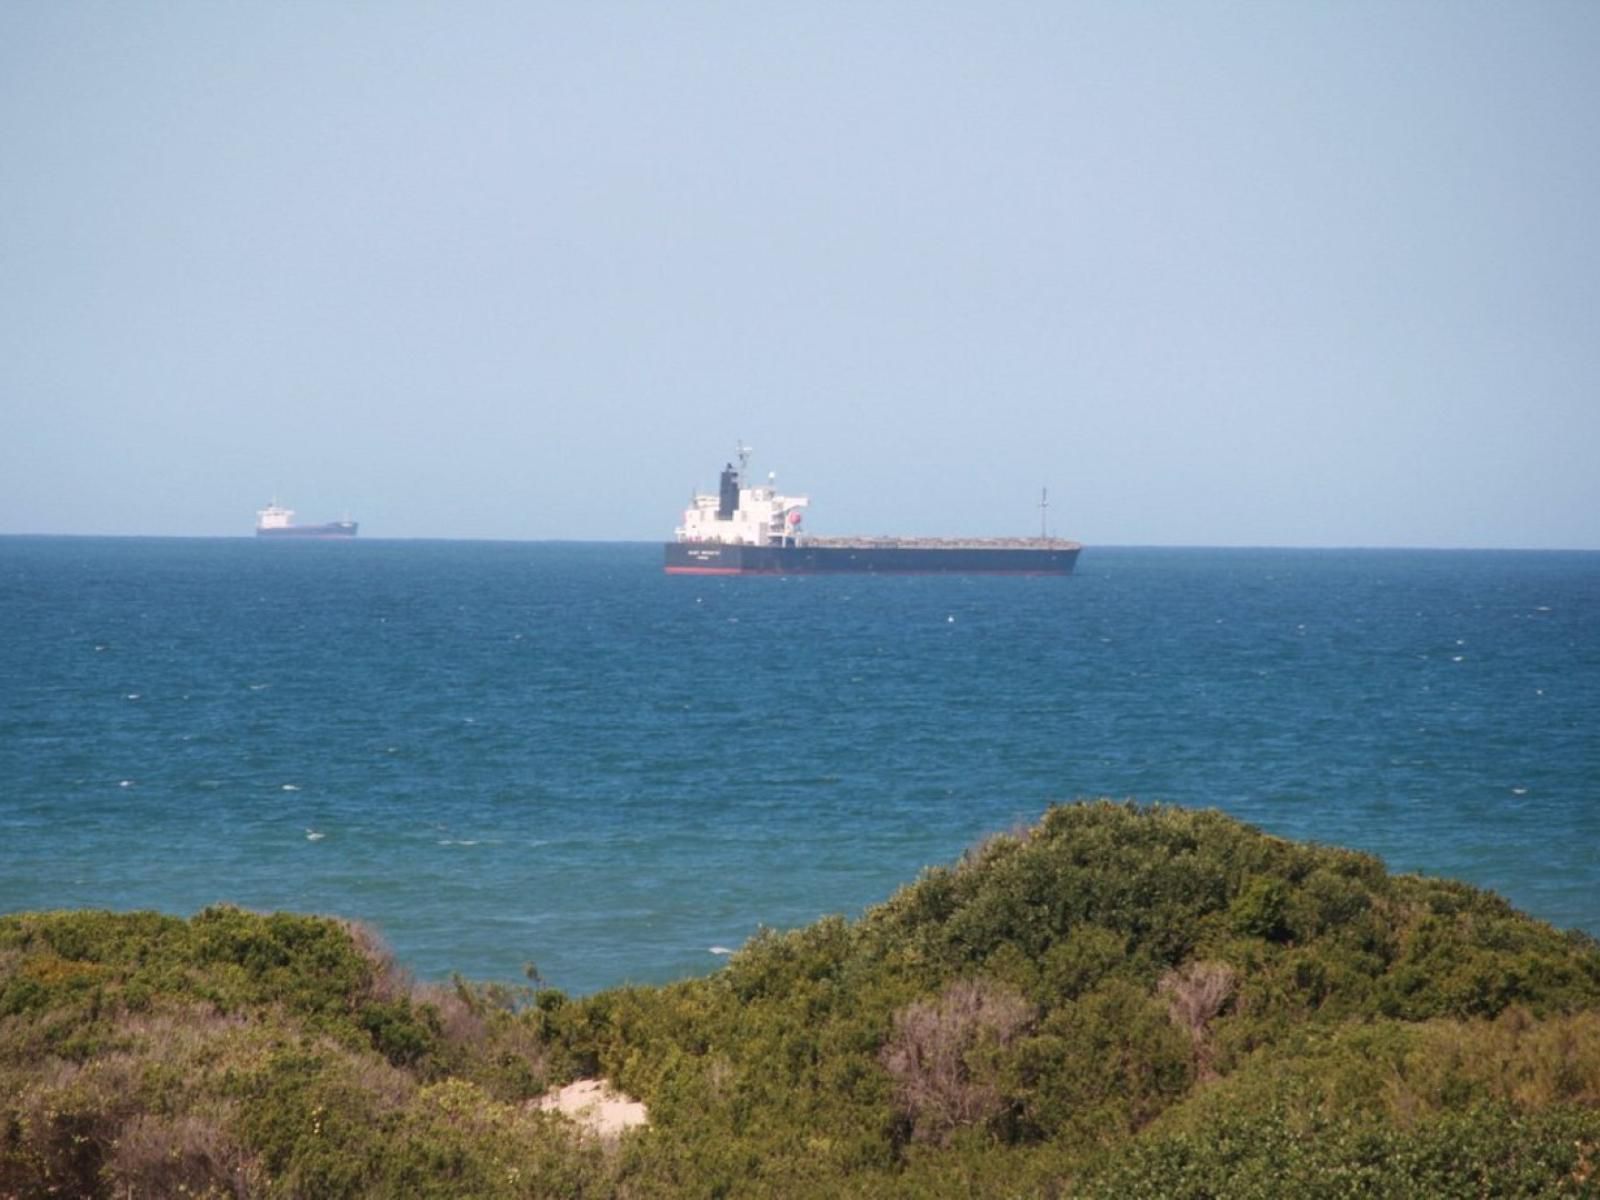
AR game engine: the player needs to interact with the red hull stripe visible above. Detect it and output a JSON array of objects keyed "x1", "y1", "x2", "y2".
[{"x1": 664, "y1": 567, "x2": 1068, "y2": 576}]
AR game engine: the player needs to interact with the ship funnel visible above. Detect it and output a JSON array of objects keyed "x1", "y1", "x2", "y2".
[{"x1": 717, "y1": 462, "x2": 739, "y2": 520}]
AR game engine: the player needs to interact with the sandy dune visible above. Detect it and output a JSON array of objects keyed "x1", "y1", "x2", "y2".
[{"x1": 534, "y1": 1078, "x2": 649, "y2": 1139}]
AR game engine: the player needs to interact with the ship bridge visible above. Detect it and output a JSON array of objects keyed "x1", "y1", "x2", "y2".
[{"x1": 674, "y1": 450, "x2": 808, "y2": 548}]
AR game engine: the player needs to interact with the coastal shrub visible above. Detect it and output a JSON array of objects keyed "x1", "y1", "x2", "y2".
[
  {"x1": 339, "y1": 917, "x2": 416, "y2": 1003},
  {"x1": 229, "y1": 1042, "x2": 418, "y2": 1198},
  {"x1": 1005, "y1": 978, "x2": 1193, "y2": 1144},
  {"x1": 2, "y1": 1059, "x2": 132, "y2": 1196},
  {"x1": 1075, "y1": 1103, "x2": 1600, "y2": 1199},
  {"x1": 1292, "y1": 864, "x2": 1376, "y2": 938},
  {"x1": 373, "y1": 1079, "x2": 609, "y2": 1199},
  {"x1": 1033, "y1": 923, "x2": 1128, "y2": 1004},
  {"x1": 1158, "y1": 959, "x2": 1237, "y2": 1078},
  {"x1": 1229, "y1": 875, "x2": 1292, "y2": 941},
  {"x1": 358, "y1": 996, "x2": 443, "y2": 1068},
  {"x1": 1400, "y1": 1008, "x2": 1600, "y2": 1114},
  {"x1": 189, "y1": 906, "x2": 383, "y2": 1022},
  {"x1": 106, "y1": 1111, "x2": 259, "y2": 1199},
  {"x1": 881, "y1": 978, "x2": 1035, "y2": 1145}
]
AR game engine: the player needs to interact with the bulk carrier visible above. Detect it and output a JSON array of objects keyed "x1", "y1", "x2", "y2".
[
  {"x1": 255, "y1": 500, "x2": 358, "y2": 539},
  {"x1": 664, "y1": 448, "x2": 1080, "y2": 575}
]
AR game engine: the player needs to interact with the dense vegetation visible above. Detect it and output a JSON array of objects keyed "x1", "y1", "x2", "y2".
[{"x1": 4, "y1": 801, "x2": 1600, "y2": 1197}]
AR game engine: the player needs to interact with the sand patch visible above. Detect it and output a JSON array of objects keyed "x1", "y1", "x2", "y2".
[{"x1": 534, "y1": 1078, "x2": 648, "y2": 1139}]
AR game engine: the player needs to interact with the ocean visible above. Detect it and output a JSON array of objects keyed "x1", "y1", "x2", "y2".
[{"x1": 2, "y1": 537, "x2": 1596, "y2": 995}]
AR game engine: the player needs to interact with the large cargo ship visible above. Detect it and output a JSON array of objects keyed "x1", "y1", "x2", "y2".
[
  {"x1": 664, "y1": 449, "x2": 1080, "y2": 575},
  {"x1": 255, "y1": 500, "x2": 358, "y2": 539}
]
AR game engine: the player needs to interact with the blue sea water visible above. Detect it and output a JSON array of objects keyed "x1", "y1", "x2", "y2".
[{"x1": 2, "y1": 537, "x2": 1596, "y2": 995}]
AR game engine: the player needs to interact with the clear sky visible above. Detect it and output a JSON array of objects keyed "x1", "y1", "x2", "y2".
[{"x1": 3, "y1": 2, "x2": 1596, "y2": 547}]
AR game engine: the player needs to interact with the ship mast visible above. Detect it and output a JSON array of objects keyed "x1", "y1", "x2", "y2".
[{"x1": 1039, "y1": 487, "x2": 1049, "y2": 540}]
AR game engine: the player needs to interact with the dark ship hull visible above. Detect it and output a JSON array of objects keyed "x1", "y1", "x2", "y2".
[{"x1": 664, "y1": 539, "x2": 1079, "y2": 575}]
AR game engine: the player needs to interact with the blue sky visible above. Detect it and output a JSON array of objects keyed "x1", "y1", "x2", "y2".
[{"x1": 3, "y1": 2, "x2": 1596, "y2": 547}]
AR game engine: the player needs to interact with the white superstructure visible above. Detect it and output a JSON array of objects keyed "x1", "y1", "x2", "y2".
[
  {"x1": 674, "y1": 445, "x2": 809, "y2": 547},
  {"x1": 256, "y1": 500, "x2": 295, "y2": 531}
]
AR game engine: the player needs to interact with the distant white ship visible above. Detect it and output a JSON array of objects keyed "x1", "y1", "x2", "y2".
[{"x1": 255, "y1": 500, "x2": 358, "y2": 539}]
